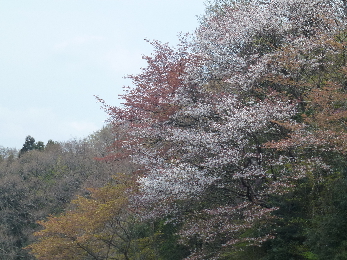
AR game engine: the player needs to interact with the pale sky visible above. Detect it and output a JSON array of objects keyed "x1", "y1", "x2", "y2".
[{"x1": 0, "y1": 0, "x2": 207, "y2": 149}]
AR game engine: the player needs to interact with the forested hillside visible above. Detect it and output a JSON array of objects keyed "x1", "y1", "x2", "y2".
[
  {"x1": 0, "y1": 126, "x2": 133, "y2": 259},
  {"x1": 2, "y1": 0, "x2": 347, "y2": 259}
]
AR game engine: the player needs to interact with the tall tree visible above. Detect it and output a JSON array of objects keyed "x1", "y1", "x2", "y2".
[{"x1": 101, "y1": 0, "x2": 347, "y2": 258}]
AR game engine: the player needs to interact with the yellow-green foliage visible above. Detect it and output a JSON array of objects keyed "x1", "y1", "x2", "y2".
[{"x1": 26, "y1": 174, "x2": 161, "y2": 260}]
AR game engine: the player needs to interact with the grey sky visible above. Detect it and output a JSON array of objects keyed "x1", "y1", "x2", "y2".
[{"x1": 0, "y1": 0, "x2": 206, "y2": 149}]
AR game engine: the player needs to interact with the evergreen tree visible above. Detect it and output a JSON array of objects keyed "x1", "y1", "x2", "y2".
[
  {"x1": 20, "y1": 135, "x2": 36, "y2": 154},
  {"x1": 19, "y1": 135, "x2": 45, "y2": 156}
]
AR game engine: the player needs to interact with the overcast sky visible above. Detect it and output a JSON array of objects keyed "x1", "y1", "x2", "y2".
[{"x1": 0, "y1": 0, "x2": 206, "y2": 149}]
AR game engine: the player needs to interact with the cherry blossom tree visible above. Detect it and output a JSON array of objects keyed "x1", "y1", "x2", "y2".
[{"x1": 101, "y1": 0, "x2": 347, "y2": 258}]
